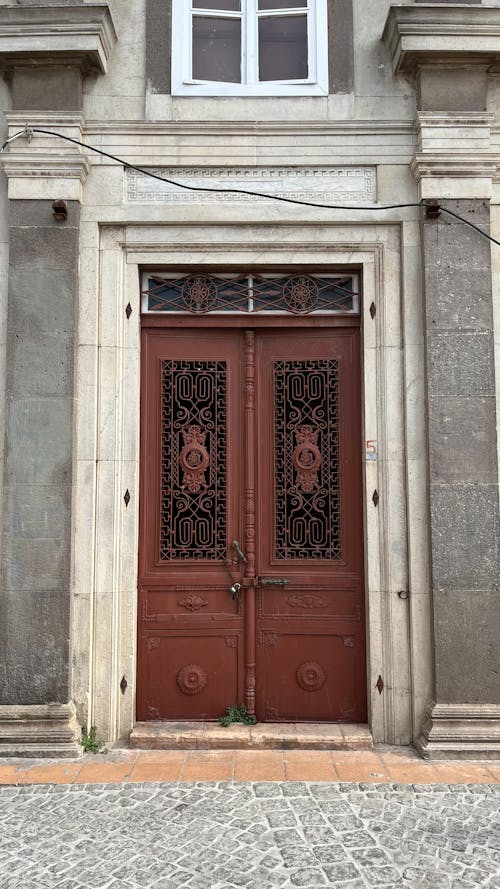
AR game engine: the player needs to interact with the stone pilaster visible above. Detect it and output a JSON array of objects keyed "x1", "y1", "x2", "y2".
[
  {"x1": 417, "y1": 198, "x2": 500, "y2": 758},
  {"x1": 0, "y1": 2, "x2": 115, "y2": 757},
  {"x1": 384, "y1": 4, "x2": 500, "y2": 758}
]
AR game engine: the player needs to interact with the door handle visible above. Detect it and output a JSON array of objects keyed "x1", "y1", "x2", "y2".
[
  {"x1": 256, "y1": 577, "x2": 290, "y2": 587},
  {"x1": 231, "y1": 540, "x2": 247, "y2": 564}
]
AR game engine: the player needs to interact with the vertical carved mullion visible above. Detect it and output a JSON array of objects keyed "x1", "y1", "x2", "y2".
[{"x1": 243, "y1": 330, "x2": 256, "y2": 716}]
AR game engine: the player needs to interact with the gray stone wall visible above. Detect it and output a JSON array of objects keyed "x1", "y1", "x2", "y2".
[
  {"x1": 422, "y1": 200, "x2": 500, "y2": 705},
  {"x1": 0, "y1": 199, "x2": 79, "y2": 705}
]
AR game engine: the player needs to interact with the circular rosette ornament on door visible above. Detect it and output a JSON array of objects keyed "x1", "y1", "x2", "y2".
[
  {"x1": 296, "y1": 661, "x2": 326, "y2": 692},
  {"x1": 177, "y1": 664, "x2": 208, "y2": 696}
]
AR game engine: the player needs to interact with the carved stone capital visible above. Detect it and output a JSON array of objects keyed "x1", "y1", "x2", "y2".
[
  {"x1": 0, "y1": 3, "x2": 116, "y2": 74},
  {"x1": 1, "y1": 112, "x2": 90, "y2": 201},
  {"x1": 0, "y1": 702, "x2": 81, "y2": 758},
  {"x1": 411, "y1": 112, "x2": 497, "y2": 199},
  {"x1": 383, "y1": 5, "x2": 500, "y2": 75},
  {"x1": 416, "y1": 702, "x2": 500, "y2": 760}
]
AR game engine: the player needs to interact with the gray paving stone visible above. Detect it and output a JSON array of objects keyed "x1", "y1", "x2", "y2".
[{"x1": 0, "y1": 782, "x2": 499, "y2": 889}]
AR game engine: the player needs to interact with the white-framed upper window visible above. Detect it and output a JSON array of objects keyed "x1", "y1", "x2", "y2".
[{"x1": 171, "y1": 0, "x2": 328, "y2": 96}]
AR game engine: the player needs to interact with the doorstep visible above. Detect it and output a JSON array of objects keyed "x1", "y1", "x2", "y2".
[{"x1": 129, "y1": 722, "x2": 373, "y2": 751}]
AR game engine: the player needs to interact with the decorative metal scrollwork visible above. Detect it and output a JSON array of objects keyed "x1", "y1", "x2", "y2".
[
  {"x1": 274, "y1": 360, "x2": 341, "y2": 560},
  {"x1": 182, "y1": 276, "x2": 218, "y2": 313},
  {"x1": 292, "y1": 425, "x2": 322, "y2": 493},
  {"x1": 179, "y1": 425, "x2": 210, "y2": 493},
  {"x1": 144, "y1": 273, "x2": 357, "y2": 315},
  {"x1": 283, "y1": 276, "x2": 319, "y2": 314},
  {"x1": 177, "y1": 664, "x2": 208, "y2": 696},
  {"x1": 161, "y1": 360, "x2": 227, "y2": 561},
  {"x1": 296, "y1": 661, "x2": 326, "y2": 692}
]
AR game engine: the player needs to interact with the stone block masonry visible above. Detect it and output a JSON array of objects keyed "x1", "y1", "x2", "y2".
[
  {"x1": 0, "y1": 200, "x2": 79, "y2": 709},
  {"x1": 417, "y1": 200, "x2": 500, "y2": 757}
]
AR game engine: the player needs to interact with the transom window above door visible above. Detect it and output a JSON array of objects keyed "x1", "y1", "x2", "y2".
[
  {"x1": 142, "y1": 272, "x2": 359, "y2": 315},
  {"x1": 171, "y1": 0, "x2": 328, "y2": 96}
]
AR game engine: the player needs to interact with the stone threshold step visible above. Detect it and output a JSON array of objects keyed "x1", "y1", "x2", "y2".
[{"x1": 129, "y1": 722, "x2": 372, "y2": 751}]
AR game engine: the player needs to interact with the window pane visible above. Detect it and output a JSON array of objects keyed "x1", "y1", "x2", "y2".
[
  {"x1": 192, "y1": 16, "x2": 241, "y2": 82},
  {"x1": 259, "y1": 0, "x2": 305, "y2": 9},
  {"x1": 193, "y1": 0, "x2": 241, "y2": 9},
  {"x1": 259, "y1": 15, "x2": 308, "y2": 81}
]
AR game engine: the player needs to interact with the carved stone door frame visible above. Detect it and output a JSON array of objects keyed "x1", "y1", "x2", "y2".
[{"x1": 71, "y1": 220, "x2": 431, "y2": 746}]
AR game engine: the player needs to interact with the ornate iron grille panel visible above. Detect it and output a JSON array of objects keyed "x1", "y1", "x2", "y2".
[
  {"x1": 161, "y1": 360, "x2": 227, "y2": 560},
  {"x1": 274, "y1": 359, "x2": 341, "y2": 560},
  {"x1": 143, "y1": 273, "x2": 357, "y2": 315}
]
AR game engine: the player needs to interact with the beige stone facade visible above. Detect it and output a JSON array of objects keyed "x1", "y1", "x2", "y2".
[{"x1": 0, "y1": 1, "x2": 498, "y2": 758}]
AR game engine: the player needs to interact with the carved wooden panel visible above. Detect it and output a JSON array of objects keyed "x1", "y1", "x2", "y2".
[
  {"x1": 260, "y1": 631, "x2": 361, "y2": 722},
  {"x1": 143, "y1": 632, "x2": 242, "y2": 720}
]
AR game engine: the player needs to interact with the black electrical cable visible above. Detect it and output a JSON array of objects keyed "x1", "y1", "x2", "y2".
[{"x1": 2, "y1": 126, "x2": 500, "y2": 248}]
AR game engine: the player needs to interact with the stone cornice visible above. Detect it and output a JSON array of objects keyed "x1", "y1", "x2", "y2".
[
  {"x1": 383, "y1": 4, "x2": 500, "y2": 74},
  {"x1": 0, "y1": 4, "x2": 117, "y2": 74},
  {"x1": 1, "y1": 112, "x2": 90, "y2": 201},
  {"x1": 411, "y1": 111, "x2": 498, "y2": 198}
]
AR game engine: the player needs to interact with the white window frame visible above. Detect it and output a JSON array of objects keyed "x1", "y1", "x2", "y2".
[{"x1": 171, "y1": 0, "x2": 328, "y2": 97}]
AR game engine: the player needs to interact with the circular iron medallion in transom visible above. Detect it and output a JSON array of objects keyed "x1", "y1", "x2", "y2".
[
  {"x1": 177, "y1": 664, "x2": 208, "y2": 695},
  {"x1": 182, "y1": 276, "x2": 218, "y2": 313},
  {"x1": 296, "y1": 661, "x2": 326, "y2": 692},
  {"x1": 283, "y1": 276, "x2": 319, "y2": 314}
]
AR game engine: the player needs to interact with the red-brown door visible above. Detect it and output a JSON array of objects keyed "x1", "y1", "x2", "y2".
[{"x1": 138, "y1": 327, "x2": 366, "y2": 722}]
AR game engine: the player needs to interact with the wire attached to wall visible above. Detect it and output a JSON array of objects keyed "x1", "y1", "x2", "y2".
[{"x1": 1, "y1": 125, "x2": 499, "y2": 248}]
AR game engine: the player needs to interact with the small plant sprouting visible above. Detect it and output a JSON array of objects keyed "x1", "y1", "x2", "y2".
[
  {"x1": 81, "y1": 725, "x2": 107, "y2": 754},
  {"x1": 218, "y1": 704, "x2": 257, "y2": 727}
]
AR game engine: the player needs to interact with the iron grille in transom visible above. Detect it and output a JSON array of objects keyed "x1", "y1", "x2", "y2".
[{"x1": 142, "y1": 272, "x2": 358, "y2": 315}]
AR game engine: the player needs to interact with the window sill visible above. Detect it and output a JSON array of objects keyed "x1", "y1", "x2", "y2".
[{"x1": 172, "y1": 82, "x2": 329, "y2": 98}]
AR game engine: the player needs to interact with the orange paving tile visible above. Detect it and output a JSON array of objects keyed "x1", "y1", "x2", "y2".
[
  {"x1": 181, "y1": 751, "x2": 234, "y2": 782},
  {"x1": 234, "y1": 750, "x2": 286, "y2": 781},
  {"x1": 332, "y1": 751, "x2": 390, "y2": 783},
  {"x1": 21, "y1": 763, "x2": 83, "y2": 785},
  {"x1": 485, "y1": 763, "x2": 500, "y2": 781},
  {"x1": 75, "y1": 757, "x2": 138, "y2": 784},
  {"x1": 128, "y1": 751, "x2": 186, "y2": 783},
  {"x1": 379, "y1": 753, "x2": 442, "y2": 784},
  {"x1": 133, "y1": 749, "x2": 186, "y2": 763},
  {"x1": 433, "y1": 761, "x2": 496, "y2": 784},
  {"x1": 283, "y1": 750, "x2": 337, "y2": 782},
  {"x1": 0, "y1": 749, "x2": 499, "y2": 786},
  {"x1": 0, "y1": 764, "x2": 27, "y2": 785}
]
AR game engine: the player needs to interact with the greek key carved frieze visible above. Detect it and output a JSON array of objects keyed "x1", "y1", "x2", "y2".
[{"x1": 126, "y1": 166, "x2": 376, "y2": 204}]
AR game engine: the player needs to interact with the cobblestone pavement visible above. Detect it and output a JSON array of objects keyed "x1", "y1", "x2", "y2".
[{"x1": 1, "y1": 781, "x2": 499, "y2": 889}]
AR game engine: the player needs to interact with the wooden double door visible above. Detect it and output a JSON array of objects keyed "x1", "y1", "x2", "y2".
[{"x1": 138, "y1": 325, "x2": 366, "y2": 722}]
